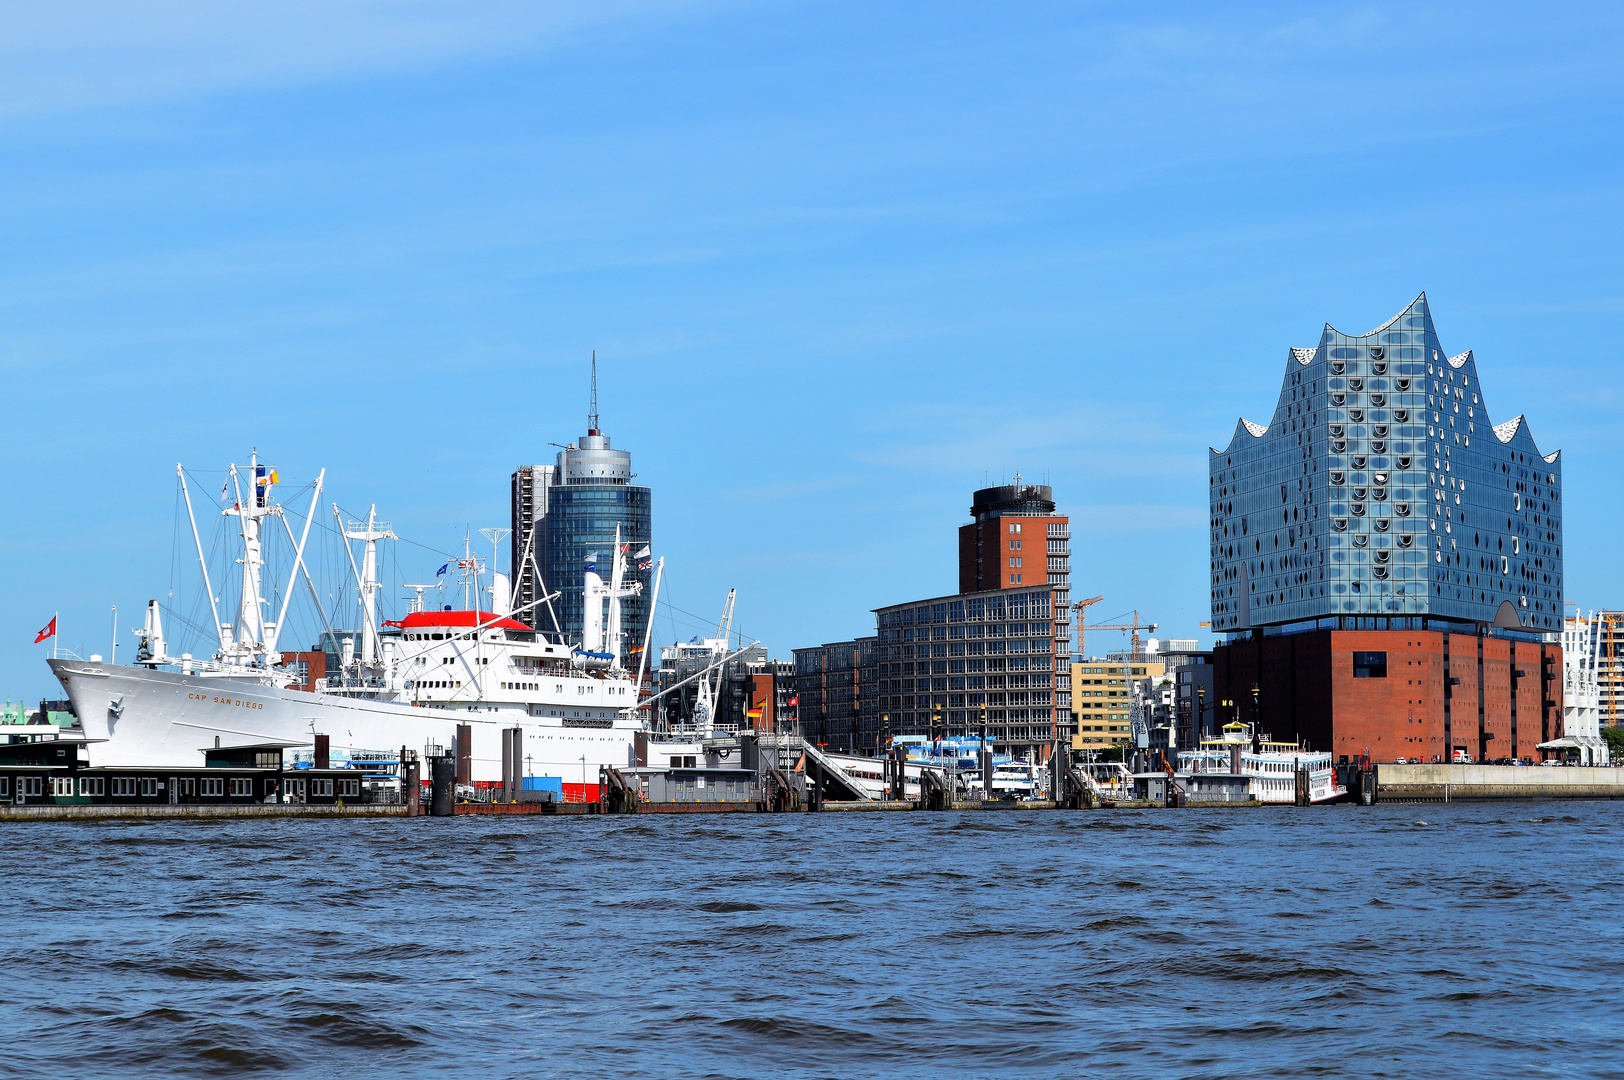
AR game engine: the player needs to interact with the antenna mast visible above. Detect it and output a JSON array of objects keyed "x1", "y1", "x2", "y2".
[{"x1": 589, "y1": 351, "x2": 599, "y2": 435}]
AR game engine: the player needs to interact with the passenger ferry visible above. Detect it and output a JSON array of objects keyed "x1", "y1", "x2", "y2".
[{"x1": 1176, "y1": 722, "x2": 1346, "y2": 804}]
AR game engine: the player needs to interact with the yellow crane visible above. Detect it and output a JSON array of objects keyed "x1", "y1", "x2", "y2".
[{"x1": 1072, "y1": 599, "x2": 1157, "y2": 662}]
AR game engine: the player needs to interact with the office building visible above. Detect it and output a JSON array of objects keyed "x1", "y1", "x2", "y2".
[
  {"x1": 1208, "y1": 294, "x2": 1564, "y2": 762},
  {"x1": 1071, "y1": 658, "x2": 1164, "y2": 754},
  {"x1": 874, "y1": 585, "x2": 1062, "y2": 750},
  {"x1": 792, "y1": 638, "x2": 878, "y2": 751},
  {"x1": 510, "y1": 367, "x2": 653, "y2": 656},
  {"x1": 959, "y1": 480, "x2": 1071, "y2": 607}
]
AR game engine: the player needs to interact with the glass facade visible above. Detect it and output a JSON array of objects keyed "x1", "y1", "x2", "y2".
[
  {"x1": 873, "y1": 586, "x2": 1059, "y2": 748},
  {"x1": 541, "y1": 484, "x2": 653, "y2": 655},
  {"x1": 1210, "y1": 293, "x2": 1562, "y2": 634}
]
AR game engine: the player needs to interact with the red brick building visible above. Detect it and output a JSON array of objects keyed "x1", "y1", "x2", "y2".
[{"x1": 1212, "y1": 629, "x2": 1560, "y2": 763}]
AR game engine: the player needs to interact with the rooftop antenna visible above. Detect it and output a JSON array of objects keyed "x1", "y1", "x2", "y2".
[{"x1": 588, "y1": 351, "x2": 599, "y2": 436}]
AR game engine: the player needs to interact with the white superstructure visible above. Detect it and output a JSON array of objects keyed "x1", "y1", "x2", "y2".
[
  {"x1": 48, "y1": 454, "x2": 669, "y2": 790},
  {"x1": 1177, "y1": 722, "x2": 1346, "y2": 804}
]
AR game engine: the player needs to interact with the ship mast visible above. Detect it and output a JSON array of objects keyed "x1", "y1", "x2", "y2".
[{"x1": 338, "y1": 504, "x2": 396, "y2": 668}]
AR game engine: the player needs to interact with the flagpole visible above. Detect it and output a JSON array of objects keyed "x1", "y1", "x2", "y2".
[{"x1": 53, "y1": 612, "x2": 58, "y2": 660}]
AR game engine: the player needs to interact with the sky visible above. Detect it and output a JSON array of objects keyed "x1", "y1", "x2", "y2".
[{"x1": 3, "y1": 1, "x2": 1623, "y2": 699}]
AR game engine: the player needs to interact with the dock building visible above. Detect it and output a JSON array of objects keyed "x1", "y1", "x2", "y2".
[{"x1": 1208, "y1": 293, "x2": 1564, "y2": 762}]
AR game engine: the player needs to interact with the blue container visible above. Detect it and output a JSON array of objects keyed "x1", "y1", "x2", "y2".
[{"x1": 522, "y1": 776, "x2": 563, "y2": 796}]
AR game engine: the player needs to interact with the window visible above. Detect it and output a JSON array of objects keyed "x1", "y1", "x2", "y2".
[
  {"x1": 1009, "y1": 522, "x2": 1022, "y2": 533},
  {"x1": 112, "y1": 777, "x2": 138, "y2": 796},
  {"x1": 79, "y1": 777, "x2": 105, "y2": 797},
  {"x1": 178, "y1": 777, "x2": 195, "y2": 796},
  {"x1": 1009, "y1": 557, "x2": 1022, "y2": 568},
  {"x1": 1353, "y1": 652, "x2": 1388, "y2": 678},
  {"x1": 312, "y1": 779, "x2": 334, "y2": 797},
  {"x1": 229, "y1": 778, "x2": 252, "y2": 796},
  {"x1": 19, "y1": 777, "x2": 42, "y2": 797},
  {"x1": 141, "y1": 778, "x2": 158, "y2": 797},
  {"x1": 0, "y1": 778, "x2": 7, "y2": 796},
  {"x1": 200, "y1": 777, "x2": 225, "y2": 796},
  {"x1": 339, "y1": 778, "x2": 360, "y2": 797},
  {"x1": 52, "y1": 776, "x2": 74, "y2": 797}
]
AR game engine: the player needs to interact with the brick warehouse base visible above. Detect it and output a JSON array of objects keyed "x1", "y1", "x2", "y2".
[{"x1": 1212, "y1": 629, "x2": 1562, "y2": 763}]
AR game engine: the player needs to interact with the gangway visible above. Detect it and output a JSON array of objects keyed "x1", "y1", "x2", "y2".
[{"x1": 799, "y1": 741, "x2": 874, "y2": 805}]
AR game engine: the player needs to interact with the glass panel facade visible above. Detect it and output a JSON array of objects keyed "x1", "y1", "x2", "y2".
[{"x1": 1210, "y1": 294, "x2": 1562, "y2": 633}]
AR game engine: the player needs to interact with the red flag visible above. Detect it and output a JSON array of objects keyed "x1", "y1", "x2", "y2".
[
  {"x1": 33, "y1": 616, "x2": 56, "y2": 644},
  {"x1": 787, "y1": 695, "x2": 798, "y2": 707}
]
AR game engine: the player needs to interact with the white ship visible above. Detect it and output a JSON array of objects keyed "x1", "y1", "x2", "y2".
[
  {"x1": 48, "y1": 454, "x2": 671, "y2": 795},
  {"x1": 1177, "y1": 722, "x2": 1346, "y2": 804}
]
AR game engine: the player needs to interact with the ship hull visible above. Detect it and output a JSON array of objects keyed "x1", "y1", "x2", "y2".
[{"x1": 48, "y1": 659, "x2": 639, "y2": 784}]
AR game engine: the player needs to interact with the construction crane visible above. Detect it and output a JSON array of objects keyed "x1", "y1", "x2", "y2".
[
  {"x1": 1072, "y1": 600, "x2": 1157, "y2": 662},
  {"x1": 1071, "y1": 595, "x2": 1104, "y2": 658}
]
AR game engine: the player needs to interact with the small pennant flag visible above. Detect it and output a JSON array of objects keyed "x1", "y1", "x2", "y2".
[
  {"x1": 34, "y1": 616, "x2": 56, "y2": 644},
  {"x1": 220, "y1": 480, "x2": 229, "y2": 500},
  {"x1": 436, "y1": 563, "x2": 448, "y2": 577},
  {"x1": 634, "y1": 545, "x2": 651, "y2": 560}
]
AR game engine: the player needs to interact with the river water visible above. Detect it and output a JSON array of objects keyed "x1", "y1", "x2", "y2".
[{"x1": 6, "y1": 803, "x2": 1623, "y2": 1078}]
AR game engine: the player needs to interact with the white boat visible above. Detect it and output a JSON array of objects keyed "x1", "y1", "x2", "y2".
[
  {"x1": 48, "y1": 453, "x2": 671, "y2": 797},
  {"x1": 1176, "y1": 722, "x2": 1346, "y2": 804}
]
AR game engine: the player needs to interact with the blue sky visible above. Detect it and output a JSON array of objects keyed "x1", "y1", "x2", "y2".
[{"x1": 3, "y1": 1, "x2": 1623, "y2": 698}]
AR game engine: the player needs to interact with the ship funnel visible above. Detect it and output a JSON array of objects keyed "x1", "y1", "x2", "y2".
[{"x1": 490, "y1": 572, "x2": 511, "y2": 617}]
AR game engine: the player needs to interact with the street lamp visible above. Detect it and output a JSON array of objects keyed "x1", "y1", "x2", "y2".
[
  {"x1": 1196, "y1": 685, "x2": 1207, "y2": 746},
  {"x1": 1251, "y1": 684, "x2": 1260, "y2": 732}
]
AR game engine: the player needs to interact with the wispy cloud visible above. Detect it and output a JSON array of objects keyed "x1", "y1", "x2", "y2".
[{"x1": 0, "y1": 0, "x2": 721, "y2": 117}]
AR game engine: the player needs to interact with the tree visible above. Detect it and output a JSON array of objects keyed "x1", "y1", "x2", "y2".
[{"x1": 1601, "y1": 726, "x2": 1624, "y2": 760}]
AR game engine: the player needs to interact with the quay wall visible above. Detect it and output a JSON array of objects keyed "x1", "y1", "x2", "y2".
[
  {"x1": 1378, "y1": 764, "x2": 1624, "y2": 801},
  {"x1": 0, "y1": 803, "x2": 410, "y2": 822}
]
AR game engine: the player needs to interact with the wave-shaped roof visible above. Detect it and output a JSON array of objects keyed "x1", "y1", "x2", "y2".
[{"x1": 1211, "y1": 294, "x2": 1558, "y2": 463}]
